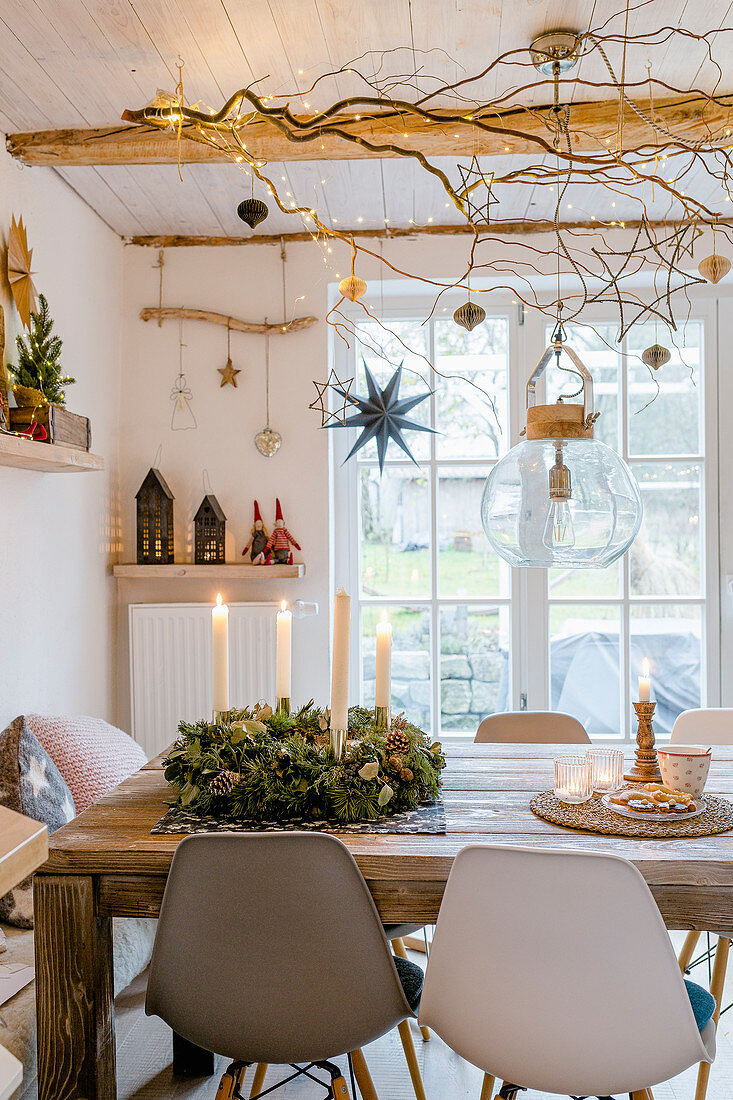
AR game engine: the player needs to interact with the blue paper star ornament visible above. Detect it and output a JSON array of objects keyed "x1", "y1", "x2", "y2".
[{"x1": 328, "y1": 363, "x2": 435, "y2": 473}]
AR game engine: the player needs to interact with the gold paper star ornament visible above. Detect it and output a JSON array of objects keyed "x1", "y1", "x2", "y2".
[
  {"x1": 7, "y1": 216, "x2": 38, "y2": 330},
  {"x1": 218, "y1": 358, "x2": 241, "y2": 387}
]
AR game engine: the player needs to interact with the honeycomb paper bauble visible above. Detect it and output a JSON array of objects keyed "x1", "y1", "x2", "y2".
[
  {"x1": 453, "y1": 300, "x2": 486, "y2": 331},
  {"x1": 237, "y1": 198, "x2": 269, "y2": 229},
  {"x1": 641, "y1": 343, "x2": 671, "y2": 370},
  {"x1": 339, "y1": 274, "x2": 367, "y2": 301},
  {"x1": 698, "y1": 252, "x2": 731, "y2": 284}
]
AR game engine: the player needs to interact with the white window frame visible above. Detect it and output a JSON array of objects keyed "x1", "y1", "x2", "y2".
[{"x1": 330, "y1": 291, "x2": 720, "y2": 741}]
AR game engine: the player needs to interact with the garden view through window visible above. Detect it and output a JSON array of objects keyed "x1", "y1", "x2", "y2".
[{"x1": 336, "y1": 309, "x2": 710, "y2": 739}]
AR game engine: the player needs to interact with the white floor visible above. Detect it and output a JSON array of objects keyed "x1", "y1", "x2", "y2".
[{"x1": 115, "y1": 934, "x2": 733, "y2": 1100}]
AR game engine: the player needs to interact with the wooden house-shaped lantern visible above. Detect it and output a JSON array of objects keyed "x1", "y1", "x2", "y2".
[
  {"x1": 136, "y1": 468, "x2": 174, "y2": 564},
  {"x1": 194, "y1": 494, "x2": 226, "y2": 564}
]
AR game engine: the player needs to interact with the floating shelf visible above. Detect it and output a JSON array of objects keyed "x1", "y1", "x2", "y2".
[
  {"x1": 113, "y1": 563, "x2": 305, "y2": 579},
  {"x1": 0, "y1": 434, "x2": 104, "y2": 473}
]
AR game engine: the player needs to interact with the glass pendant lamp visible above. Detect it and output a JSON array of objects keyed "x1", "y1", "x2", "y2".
[{"x1": 481, "y1": 333, "x2": 642, "y2": 568}]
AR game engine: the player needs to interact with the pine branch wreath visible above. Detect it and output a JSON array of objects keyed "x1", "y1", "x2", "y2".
[
  {"x1": 163, "y1": 702, "x2": 446, "y2": 824},
  {"x1": 12, "y1": 294, "x2": 75, "y2": 405}
]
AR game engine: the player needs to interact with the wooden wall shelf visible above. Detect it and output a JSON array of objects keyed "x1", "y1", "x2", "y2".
[
  {"x1": 113, "y1": 563, "x2": 305, "y2": 579},
  {"x1": 0, "y1": 434, "x2": 104, "y2": 473}
]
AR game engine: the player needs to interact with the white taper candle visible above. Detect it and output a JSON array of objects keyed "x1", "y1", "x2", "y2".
[
  {"x1": 212, "y1": 593, "x2": 229, "y2": 714},
  {"x1": 330, "y1": 587, "x2": 351, "y2": 731},
  {"x1": 276, "y1": 599, "x2": 292, "y2": 701},
  {"x1": 375, "y1": 610, "x2": 392, "y2": 709}
]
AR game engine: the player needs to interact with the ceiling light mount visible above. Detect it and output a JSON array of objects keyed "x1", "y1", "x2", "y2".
[{"x1": 530, "y1": 31, "x2": 581, "y2": 76}]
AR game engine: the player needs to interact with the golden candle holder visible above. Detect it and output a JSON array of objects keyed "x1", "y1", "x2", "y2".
[
  {"x1": 212, "y1": 709, "x2": 232, "y2": 726},
  {"x1": 623, "y1": 700, "x2": 662, "y2": 783},
  {"x1": 375, "y1": 705, "x2": 390, "y2": 732},
  {"x1": 276, "y1": 697, "x2": 290, "y2": 717}
]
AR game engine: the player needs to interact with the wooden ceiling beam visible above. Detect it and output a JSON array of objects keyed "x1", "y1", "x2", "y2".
[
  {"x1": 6, "y1": 94, "x2": 733, "y2": 166},
  {"x1": 125, "y1": 217, "x2": 714, "y2": 247}
]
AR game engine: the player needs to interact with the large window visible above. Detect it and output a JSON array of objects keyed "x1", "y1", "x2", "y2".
[{"x1": 333, "y1": 299, "x2": 718, "y2": 740}]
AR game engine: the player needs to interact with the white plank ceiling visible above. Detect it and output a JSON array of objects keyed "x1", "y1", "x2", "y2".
[{"x1": 1, "y1": 0, "x2": 732, "y2": 237}]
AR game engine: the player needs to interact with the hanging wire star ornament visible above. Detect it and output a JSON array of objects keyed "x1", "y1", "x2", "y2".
[
  {"x1": 456, "y1": 156, "x2": 499, "y2": 226},
  {"x1": 328, "y1": 362, "x2": 436, "y2": 473},
  {"x1": 309, "y1": 368, "x2": 355, "y2": 426}
]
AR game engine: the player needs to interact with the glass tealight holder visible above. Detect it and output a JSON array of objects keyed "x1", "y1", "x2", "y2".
[
  {"x1": 553, "y1": 756, "x2": 593, "y2": 805},
  {"x1": 585, "y1": 748, "x2": 624, "y2": 795}
]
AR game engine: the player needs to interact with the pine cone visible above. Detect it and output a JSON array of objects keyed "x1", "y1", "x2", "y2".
[
  {"x1": 209, "y1": 770, "x2": 239, "y2": 798},
  {"x1": 400, "y1": 767, "x2": 414, "y2": 782},
  {"x1": 386, "y1": 729, "x2": 409, "y2": 754},
  {"x1": 388, "y1": 754, "x2": 403, "y2": 772}
]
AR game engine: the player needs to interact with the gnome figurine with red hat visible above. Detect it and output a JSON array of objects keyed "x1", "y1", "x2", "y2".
[
  {"x1": 242, "y1": 500, "x2": 270, "y2": 565},
  {"x1": 265, "y1": 499, "x2": 301, "y2": 565}
]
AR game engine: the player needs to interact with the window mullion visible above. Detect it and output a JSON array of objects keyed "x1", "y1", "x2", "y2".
[{"x1": 428, "y1": 319, "x2": 440, "y2": 738}]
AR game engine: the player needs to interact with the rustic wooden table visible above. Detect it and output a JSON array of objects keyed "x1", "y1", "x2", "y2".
[{"x1": 34, "y1": 742, "x2": 733, "y2": 1100}]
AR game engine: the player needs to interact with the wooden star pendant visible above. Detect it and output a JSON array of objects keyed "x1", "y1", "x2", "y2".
[{"x1": 218, "y1": 358, "x2": 241, "y2": 387}]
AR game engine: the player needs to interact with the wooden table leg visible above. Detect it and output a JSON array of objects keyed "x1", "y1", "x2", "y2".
[
  {"x1": 35, "y1": 874, "x2": 116, "y2": 1100},
  {"x1": 250, "y1": 1063, "x2": 268, "y2": 1096},
  {"x1": 480, "y1": 1073, "x2": 495, "y2": 1099},
  {"x1": 172, "y1": 1030, "x2": 215, "y2": 1076}
]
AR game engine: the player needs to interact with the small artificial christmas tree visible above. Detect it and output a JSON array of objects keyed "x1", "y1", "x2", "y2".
[{"x1": 12, "y1": 294, "x2": 75, "y2": 406}]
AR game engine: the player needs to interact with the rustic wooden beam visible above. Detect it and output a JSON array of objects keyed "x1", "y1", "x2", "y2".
[
  {"x1": 139, "y1": 306, "x2": 317, "y2": 333},
  {"x1": 7, "y1": 94, "x2": 733, "y2": 165},
  {"x1": 126, "y1": 216, "x2": 710, "y2": 247}
]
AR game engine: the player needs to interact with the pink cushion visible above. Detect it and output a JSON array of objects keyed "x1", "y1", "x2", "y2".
[{"x1": 25, "y1": 715, "x2": 146, "y2": 814}]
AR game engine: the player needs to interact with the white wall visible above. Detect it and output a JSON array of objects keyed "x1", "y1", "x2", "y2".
[
  {"x1": 0, "y1": 147, "x2": 123, "y2": 729},
  {"x1": 120, "y1": 229, "x2": 733, "y2": 728}
]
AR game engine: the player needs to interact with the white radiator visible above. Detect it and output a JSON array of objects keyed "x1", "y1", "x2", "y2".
[{"x1": 129, "y1": 602, "x2": 277, "y2": 758}]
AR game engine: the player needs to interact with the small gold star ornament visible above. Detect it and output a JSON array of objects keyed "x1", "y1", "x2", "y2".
[{"x1": 218, "y1": 358, "x2": 241, "y2": 387}]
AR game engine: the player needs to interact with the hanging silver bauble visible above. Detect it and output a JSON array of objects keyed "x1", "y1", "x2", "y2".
[
  {"x1": 641, "y1": 344, "x2": 671, "y2": 371},
  {"x1": 453, "y1": 300, "x2": 486, "y2": 332},
  {"x1": 254, "y1": 426, "x2": 282, "y2": 457}
]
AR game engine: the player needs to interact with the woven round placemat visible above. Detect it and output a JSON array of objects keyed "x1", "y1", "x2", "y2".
[{"x1": 530, "y1": 789, "x2": 733, "y2": 838}]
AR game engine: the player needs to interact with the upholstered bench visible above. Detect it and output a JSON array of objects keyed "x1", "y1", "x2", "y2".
[{"x1": 0, "y1": 714, "x2": 157, "y2": 1099}]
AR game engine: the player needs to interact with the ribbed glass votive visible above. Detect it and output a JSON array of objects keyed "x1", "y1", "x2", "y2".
[
  {"x1": 553, "y1": 756, "x2": 593, "y2": 805},
  {"x1": 585, "y1": 748, "x2": 624, "y2": 794}
]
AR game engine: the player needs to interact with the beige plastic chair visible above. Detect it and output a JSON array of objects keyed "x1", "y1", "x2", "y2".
[
  {"x1": 419, "y1": 843, "x2": 715, "y2": 1099},
  {"x1": 146, "y1": 832, "x2": 426, "y2": 1100},
  {"x1": 672, "y1": 708, "x2": 733, "y2": 1100},
  {"x1": 475, "y1": 710, "x2": 590, "y2": 743}
]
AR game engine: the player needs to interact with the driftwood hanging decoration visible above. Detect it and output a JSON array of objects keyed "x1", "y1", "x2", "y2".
[{"x1": 140, "y1": 306, "x2": 317, "y2": 334}]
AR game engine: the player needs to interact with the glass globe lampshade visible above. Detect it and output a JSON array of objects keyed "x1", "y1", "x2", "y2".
[{"x1": 481, "y1": 339, "x2": 642, "y2": 569}]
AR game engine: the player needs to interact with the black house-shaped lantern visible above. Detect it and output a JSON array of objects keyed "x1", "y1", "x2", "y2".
[
  {"x1": 136, "y1": 468, "x2": 174, "y2": 564},
  {"x1": 194, "y1": 494, "x2": 226, "y2": 564}
]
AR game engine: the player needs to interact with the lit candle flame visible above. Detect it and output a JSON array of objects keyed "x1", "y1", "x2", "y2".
[
  {"x1": 280, "y1": 599, "x2": 287, "y2": 612},
  {"x1": 380, "y1": 608, "x2": 390, "y2": 624},
  {"x1": 641, "y1": 656, "x2": 650, "y2": 677},
  {"x1": 216, "y1": 593, "x2": 222, "y2": 607}
]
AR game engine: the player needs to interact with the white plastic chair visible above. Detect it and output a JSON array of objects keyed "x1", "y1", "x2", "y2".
[
  {"x1": 419, "y1": 844, "x2": 714, "y2": 1099},
  {"x1": 475, "y1": 711, "x2": 590, "y2": 744},
  {"x1": 672, "y1": 708, "x2": 733, "y2": 1100}
]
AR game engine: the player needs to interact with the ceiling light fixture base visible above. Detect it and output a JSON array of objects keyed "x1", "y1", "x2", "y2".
[{"x1": 530, "y1": 31, "x2": 581, "y2": 75}]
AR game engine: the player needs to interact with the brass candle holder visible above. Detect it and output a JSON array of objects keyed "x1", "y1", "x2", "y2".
[
  {"x1": 623, "y1": 700, "x2": 662, "y2": 783},
  {"x1": 276, "y1": 697, "x2": 290, "y2": 717},
  {"x1": 212, "y1": 709, "x2": 232, "y2": 726},
  {"x1": 375, "y1": 705, "x2": 390, "y2": 732}
]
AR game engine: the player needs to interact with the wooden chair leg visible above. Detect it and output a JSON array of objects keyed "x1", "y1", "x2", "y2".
[
  {"x1": 694, "y1": 936, "x2": 730, "y2": 1100},
  {"x1": 350, "y1": 1049, "x2": 379, "y2": 1100},
  {"x1": 249, "y1": 1063, "x2": 267, "y2": 1097},
  {"x1": 678, "y1": 930, "x2": 702, "y2": 972},
  {"x1": 479, "y1": 1072, "x2": 495, "y2": 1099},
  {"x1": 390, "y1": 938, "x2": 430, "y2": 1042},
  {"x1": 397, "y1": 1019, "x2": 427, "y2": 1100}
]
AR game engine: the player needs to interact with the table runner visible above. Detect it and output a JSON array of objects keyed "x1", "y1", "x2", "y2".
[{"x1": 151, "y1": 799, "x2": 446, "y2": 835}]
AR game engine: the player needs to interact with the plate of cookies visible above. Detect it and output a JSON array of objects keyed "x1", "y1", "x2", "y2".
[{"x1": 603, "y1": 784, "x2": 703, "y2": 820}]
